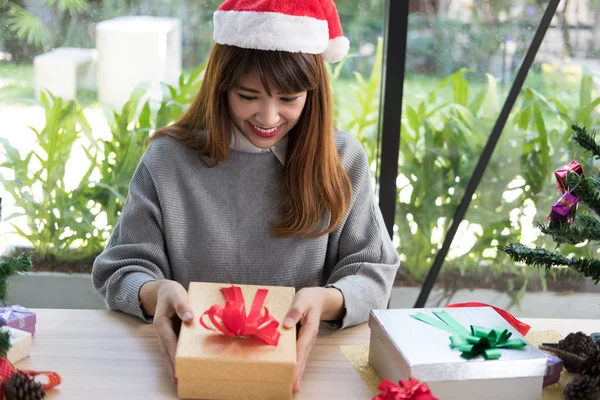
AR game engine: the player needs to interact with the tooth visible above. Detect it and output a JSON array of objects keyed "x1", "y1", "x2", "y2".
[{"x1": 253, "y1": 124, "x2": 277, "y2": 133}]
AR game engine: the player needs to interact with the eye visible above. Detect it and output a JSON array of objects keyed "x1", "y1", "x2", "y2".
[
  {"x1": 280, "y1": 97, "x2": 299, "y2": 103},
  {"x1": 238, "y1": 94, "x2": 257, "y2": 101}
]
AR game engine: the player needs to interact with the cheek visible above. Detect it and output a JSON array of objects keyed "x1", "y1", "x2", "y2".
[
  {"x1": 229, "y1": 98, "x2": 250, "y2": 121},
  {"x1": 287, "y1": 101, "x2": 307, "y2": 122}
]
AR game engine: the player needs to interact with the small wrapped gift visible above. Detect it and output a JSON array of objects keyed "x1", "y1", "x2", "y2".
[
  {"x1": 0, "y1": 305, "x2": 36, "y2": 334},
  {"x1": 554, "y1": 161, "x2": 584, "y2": 192},
  {"x1": 547, "y1": 192, "x2": 579, "y2": 226},
  {"x1": 368, "y1": 307, "x2": 547, "y2": 400},
  {"x1": 175, "y1": 282, "x2": 296, "y2": 400},
  {"x1": 543, "y1": 353, "x2": 563, "y2": 387},
  {"x1": 1, "y1": 326, "x2": 32, "y2": 364}
]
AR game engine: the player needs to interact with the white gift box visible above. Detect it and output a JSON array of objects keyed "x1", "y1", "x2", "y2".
[
  {"x1": 368, "y1": 307, "x2": 547, "y2": 400},
  {"x1": 1, "y1": 327, "x2": 32, "y2": 364}
]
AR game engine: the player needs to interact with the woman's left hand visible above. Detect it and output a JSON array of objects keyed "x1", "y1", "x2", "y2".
[{"x1": 282, "y1": 287, "x2": 344, "y2": 392}]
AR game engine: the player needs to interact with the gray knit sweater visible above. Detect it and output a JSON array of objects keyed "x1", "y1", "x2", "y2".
[{"x1": 92, "y1": 131, "x2": 400, "y2": 328}]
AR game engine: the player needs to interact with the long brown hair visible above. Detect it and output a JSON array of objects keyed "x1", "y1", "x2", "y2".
[{"x1": 151, "y1": 44, "x2": 352, "y2": 238}]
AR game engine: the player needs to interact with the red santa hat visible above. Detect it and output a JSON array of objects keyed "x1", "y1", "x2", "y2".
[{"x1": 213, "y1": 0, "x2": 350, "y2": 63}]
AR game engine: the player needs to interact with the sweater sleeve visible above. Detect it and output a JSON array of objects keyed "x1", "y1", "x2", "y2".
[
  {"x1": 325, "y1": 135, "x2": 400, "y2": 329},
  {"x1": 92, "y1": 158, "x2": 171, "y2": 322}
]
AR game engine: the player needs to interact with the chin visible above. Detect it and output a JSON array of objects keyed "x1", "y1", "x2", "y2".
[
  {"x1": 251, "y1": 138, "x2": 279, "y2": 149},
  {"x1": 248, "y1": 131, "x2": 286, "y2": 148}
]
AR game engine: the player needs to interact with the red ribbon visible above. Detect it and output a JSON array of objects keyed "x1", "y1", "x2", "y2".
[
  {"x1": 374, "y1": 377, "x2": 438, "y2": 400},
  {"x1": 0, "y1": 358, "x2": 61, "y2": 397},
  {"x1": 445, "y1": 302, "x2": 531, "y2": 336},
  {"x1": 199, "y1": 284, "x2": 281, "y2": 345}
]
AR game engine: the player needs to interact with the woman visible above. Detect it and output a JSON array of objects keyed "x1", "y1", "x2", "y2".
[{"x1": 92, "y1": 0, "x2": 400, "y2": 392}]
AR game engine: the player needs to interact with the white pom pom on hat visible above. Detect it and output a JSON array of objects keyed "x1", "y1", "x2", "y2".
[{"x1": 213, "y1": 0, "x2": 350, "y2": 63}]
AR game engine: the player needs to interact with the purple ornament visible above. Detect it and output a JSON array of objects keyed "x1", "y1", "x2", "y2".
[{"x1": 547, "y1": 192, "x2": 579, "y2": 225}]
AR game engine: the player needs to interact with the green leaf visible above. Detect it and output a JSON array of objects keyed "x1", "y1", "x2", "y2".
[
  {"x1": 139, "y1": 101, "x2": 152, "y2": 128},
  {"x1": 11, "y1": 224, "x2": 32, "y2": 244},
  {"x1": 0, "y1": 138, "x2": 23, "y2": 164},
  {"x1": 580, "y1": 75, "x2": 593, "y2": 111},
  {"x1": 3, "y1": 211, "x2": 25, "y2": 221},
  {"x1": 452, "y1": 72, "x2": 468, "y2": 106},
  {"x1": 7, "y1": 8, "x2": 50, "y2": 46},
  {"x1": 78, "y1": 146, "x2": 97, "y2": 186},
  {"x1": 353, "y1": 72, "x2": 367, "y2": 91},
  {"x1": 48, "y1": 0, "x2": 89, "y2": 13}
]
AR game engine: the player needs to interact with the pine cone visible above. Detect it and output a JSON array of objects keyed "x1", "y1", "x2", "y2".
[
  {"x1": 3, "y1": 371, "x2": 46, "y2": 400},
  {"x1": 564, "y1": 375, "x2": 600, "y2": 400},
  {"x1": 559, "y1": 332, "x2": 600, "y2": 358},
  {"x1": 582, "y1": 352, "x2": 600, "y2": 378},
  {"x1": 540, "y1": 345, "x2": 587, "y2": 373}
]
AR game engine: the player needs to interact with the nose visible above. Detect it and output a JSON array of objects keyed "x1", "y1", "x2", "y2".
[{"x1": 255, "y1": 101, "x2": 281, "y2": 127}]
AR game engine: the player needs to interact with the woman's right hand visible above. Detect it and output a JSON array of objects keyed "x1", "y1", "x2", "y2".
[{"x1": 139, "y1": 280, "x2": 194, "y2": 384}]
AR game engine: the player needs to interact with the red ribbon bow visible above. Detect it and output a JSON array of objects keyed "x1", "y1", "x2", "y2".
[
  {"x1": 374, "y1": 378, "x2": 438, "y2": 400},
  {"x1": 199, "y1": 284, "x2": 280, "y2": 345},
  {"x1": 0, "y1": 358, "x2": 61, "y2": 397}
]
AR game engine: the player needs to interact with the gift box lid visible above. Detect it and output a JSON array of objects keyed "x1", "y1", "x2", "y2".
[
  {"x1": 175, "y1": 282, "x2": 296, "y2": 383},
  {"x1": 0, "y1": 305, "x2": 36, "y2": 329},
  {"x1": 369, "y1": 307, "x2": 547, "y2": 382}
]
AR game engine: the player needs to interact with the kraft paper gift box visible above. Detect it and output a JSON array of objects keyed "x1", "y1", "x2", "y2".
[
  {"x1": 175, "y1": 282, "x2": 296, "y2": 400},
  {"x1": 368, "y1": 307, "x2": 547, "y2": 400},
  {"x1": 1, "y1": 326, "x2": 32, "y2": 364},
  {"x1": 0, "y1": 305, "x2": 36, "y2": 334}
]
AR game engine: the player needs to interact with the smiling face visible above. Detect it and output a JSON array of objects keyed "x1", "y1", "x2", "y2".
[{"x1": 227, "y1": 72, "x2": 308, "y2": 149}]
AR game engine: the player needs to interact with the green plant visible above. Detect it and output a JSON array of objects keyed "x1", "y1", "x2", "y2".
[
  {"x1": 157, "y1": 61, "x2": 208, "y2": 128},
  {"x1": 83, "y1": 86, "x2": 153, "y2": 229},
  {"x1": 395, "y1": 69, "x2": 498, "y2": 280},
  {"x1": 83, "y1": 62, "x2": 208, "y2": 229},
  {"x1": 0, "y1": 92, "x2": 104, "y2": 261},
  {"x1": 343, "y1": 37, "x2": 382, "y2": 165},
  {"x1": 0, "y1": 0, "x2": 95, "y2": 61}
]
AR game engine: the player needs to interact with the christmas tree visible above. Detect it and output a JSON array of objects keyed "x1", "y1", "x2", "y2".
[
  {"x1": 501, "y1": 124, "x2": 600, "y2": 398},
  {"x1": 500, "y1": 124, "x2": 600, "y2": 283}
]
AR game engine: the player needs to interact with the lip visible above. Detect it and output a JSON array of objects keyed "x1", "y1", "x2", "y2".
[{"x1": 248, "y1": 122, "x2": 282, "y2": 139}]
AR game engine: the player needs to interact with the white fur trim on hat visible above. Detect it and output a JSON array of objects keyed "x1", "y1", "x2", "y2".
[
  {"x1": 323, "y1": 36, "x2": 349, "y2": 63},
  {"x1": 214, "y1": 10, "x2": 329, "y2": 54}
]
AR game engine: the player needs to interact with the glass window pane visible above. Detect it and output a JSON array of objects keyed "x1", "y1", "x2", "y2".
[
  {"x1": 451, "y1": 0, "x2": 600, "y2": 319},
  {"x1": 391, "y1": 0, "x2": 552, "y2": 311}
]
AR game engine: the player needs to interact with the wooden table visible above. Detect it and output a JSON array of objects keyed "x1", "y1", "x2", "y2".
[{"x1": 14, "y1": 310, "x2": 600, "y2": 399}]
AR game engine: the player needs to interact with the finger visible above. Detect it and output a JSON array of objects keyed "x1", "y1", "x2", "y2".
[
  {"x1": 158, "y1": 333, "x2": 176, "y2": 384},
  {"x1": 174, "y1": 302, "x2": 194, "y2": 322},
  {"x1": 284, "y1": 294, "x2": 308, "y2": 329},
  {"x1": 284, "y1": 308, "x2": 301, "y2": 329},
  {"x1": 169, "y1": 286, "x2": 194, "y2": 322},
  {"x1": 293, "y1": 315, "x2": 319, "y2": 392},
  {"x1": 155, "y1": 315, "x2": 180, "y2": 366}
]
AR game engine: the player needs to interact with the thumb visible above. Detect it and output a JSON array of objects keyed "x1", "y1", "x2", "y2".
[
  {"x1": 171, "y1": 287, "x2": 193, "y2": 322},
  {"x1": 283, "y1": 296, "x2": 307, "y2": 329}
]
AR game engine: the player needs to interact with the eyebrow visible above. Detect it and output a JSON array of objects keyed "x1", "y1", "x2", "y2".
[
  {"x1": 237, "y1": 85, "x2": 261, "y2": 94},
  {"x1": 236, "y1": 84, "x2": 302, "y2": 97}
]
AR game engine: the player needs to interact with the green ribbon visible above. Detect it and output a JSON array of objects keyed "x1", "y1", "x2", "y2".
[{"x1": 410, "y1": 311, "x2": 527, "y2": 360}]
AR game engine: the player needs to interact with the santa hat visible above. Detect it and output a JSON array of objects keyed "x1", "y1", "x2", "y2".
[{"x1": 213, "y1": 0, "x2": 350, "y2": 63}]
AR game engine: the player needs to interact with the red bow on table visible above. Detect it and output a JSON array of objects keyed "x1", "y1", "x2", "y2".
[
  {"x1": 0, "y1": 358, "x2": 61, "y2": 397},
  {"x1": 445, "y1": 302, "x2": 531, "y2": 336},
  {"x1": 374, "y1": 378, "x2": 438, "y2": 400},
  {"x1": 199, "y1": 284, "x2": 281, "y2": 345}
]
